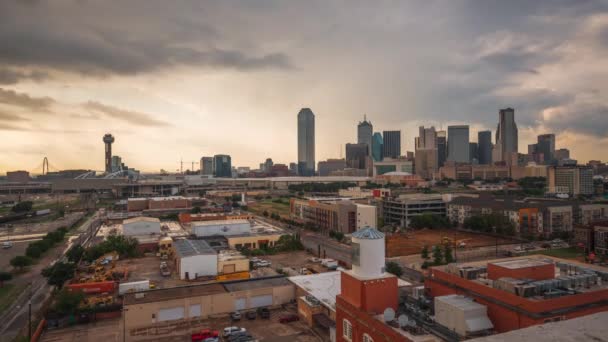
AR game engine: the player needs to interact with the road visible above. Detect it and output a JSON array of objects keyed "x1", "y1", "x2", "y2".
[
  {"x1": 0, "y1": 211, "x2": 100, "y2": 342},
  {"x1": 301, "y1": 232, "x2": 352, "y2": 265}
]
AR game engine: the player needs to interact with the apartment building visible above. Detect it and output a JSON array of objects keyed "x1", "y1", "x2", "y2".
[
  {"x1": 290, "y1": 197, "x2": 376, "y2": 234},
  {"x1": 382, "y1": 193, "x2": 447, "y2": 228}
]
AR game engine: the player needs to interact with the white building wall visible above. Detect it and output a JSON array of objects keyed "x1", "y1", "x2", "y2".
[
  {"x1": 356, "y1": 204, "x2": 377, "y2": 229},
  {"x1": 179, "y1": 254, "x2": 218, "y2": 280},
  {"x1": 123, "y1": 220, "x2": 161, "y2": 236}
]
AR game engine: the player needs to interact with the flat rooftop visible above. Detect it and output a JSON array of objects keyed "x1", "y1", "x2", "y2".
[
  {"x1": 173, "y1": 239, "x2": 216, "y2": 257},
  {"x1": 123, "y1": 282, "x2": 227, "y2": 305},
  {"x1": 223, "y1": 276, "x2": 291, "y2": 292},
  {"x1": 192, "y1": 219, "x2": 250, "y2": 226},
  {"x1": 491, "y1": 258, "x2": 552, "y2": 269},
  {"x1": 471, "y1": 312, "x2": 608, "y2": 342},
  {"x1": 289, "y1": 271, "x2": 341, "y2": 311}
]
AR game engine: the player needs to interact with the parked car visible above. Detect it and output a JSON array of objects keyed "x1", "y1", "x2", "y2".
[
  {"x1": 223, "y1": 326, "x2": 246, "y2": 337},
  {"x1": 254, "y1": 260, "x2": 271, "y2": 268},
  {"x1": 230, "y1": 311, "x2": 241, "y2": 321},
  {"x1": 257, "y1": 307, "x2": 270, "y2": 319},
  {"x1": 279, "y1": 314, "x2": 300, "y2": 323},
  {"x1": 2, "y1": 241, "x2": 12, "y2": 249},
  {"x1": 202, "y1": 338, "x2": 219, "y2": 342},
  {"x1": 246, "y1": 311, "x2": 257, "y2": 320},
  {"x1": 191, "y1": 329, "x2": 219, "y2": 342},
  {"x1": 308, "y1": 257, "x2": 321, "y2": 263}
]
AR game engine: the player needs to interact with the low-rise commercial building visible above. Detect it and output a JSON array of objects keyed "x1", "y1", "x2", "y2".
[
  {"x1": 122, "y1": 217, "x2": 161, "y2": 236},
  {"x1": 191, "y1": 219, "x2": 252, "y2": 237},
  {"x1": 373, "y1": 158, "x2": 414, "y2": 176},
  {"x1": 123, "y1": 277, "x2": 295, "y2": 341},
  {"x1": 173, "y1": 239, "x2": 218, "y2": 280},
  {"x1": 382, "y1": 194, "x2": 448, "y2": 228},
  {"x1": 547, "y1": 166, "x2": 594, "y2": 196}
]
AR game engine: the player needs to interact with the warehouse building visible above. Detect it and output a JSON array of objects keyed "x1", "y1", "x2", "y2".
[
  {"x1": 173, "y1": 239, "x2": 218, "y2": 280},
  {"x1": 122, "y1": 277, "x2": 295, "y2": 341},
  {"x1": 192, "y1": 219, "x2": 252, "y2": 237},
  {"x1": 122, "y1": 217, "x2": 161, "y2": 236}
]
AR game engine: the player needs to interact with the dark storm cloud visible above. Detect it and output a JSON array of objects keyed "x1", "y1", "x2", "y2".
[
  {"x1": 84, "y1": 101, "x2": 170, "y2": 127},
  {"x1": 0, "y1": 1, "x2": 293, "y2": 82},
  {"x1": 543, "y1": 103, "x2": 608, "y2": 137},
  {"x1": 0, "y1": 69, "x2": 49, "y2": 85},
  {"x1": 0, "y1": 88, "x2": 54, "y2": 111}
]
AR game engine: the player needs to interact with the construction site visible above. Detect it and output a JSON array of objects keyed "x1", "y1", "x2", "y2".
[{"x1": 385, "y1": 228, "x2": 520, "y2": 257}]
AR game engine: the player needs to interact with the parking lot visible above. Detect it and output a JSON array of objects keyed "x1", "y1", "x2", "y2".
[
  {"x1": 115, "y1": 256, "x2": 216, "y2": 289},
  {"x1": 41, "y1": 307, "x2": 323, "y2": 342}
]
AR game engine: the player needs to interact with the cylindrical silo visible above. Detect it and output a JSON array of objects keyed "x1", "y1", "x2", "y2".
[{"x1": 351, "y1": 227, "x2": 385, "y2": 278}]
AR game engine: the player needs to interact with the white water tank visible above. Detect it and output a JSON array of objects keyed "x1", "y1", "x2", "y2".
[{"x1": 351, "y1": 227, "x2": 385, "y2": 278}]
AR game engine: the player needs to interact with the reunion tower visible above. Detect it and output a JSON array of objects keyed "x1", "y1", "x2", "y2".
[{"x1": 103, "y1": 133, "x2": 115, "y2": 173}]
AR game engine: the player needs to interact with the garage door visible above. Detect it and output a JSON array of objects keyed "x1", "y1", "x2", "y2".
[
  {"x1": 189, "y1": 304, "x2": 201, "y2": 318},
  {"x1": 250, "y1": 295, "x2": 272, "y2": 308},
  {"x1": 223, "y1": 264, "x2": 236, "y2": 274},
  {"x1": 235, "y1": 298, "x2": 247, "y2": 311},
  {"x1": 158, "y1": 307, "x2": 184, "y2": 322}
]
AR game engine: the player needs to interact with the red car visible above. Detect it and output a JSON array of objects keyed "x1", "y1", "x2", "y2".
[
  {"x1": 191, "y1": 329, "x2": 219, "y2": 341},
  {"x1": 279, "y1": 314, "x2": 300, "y2": 323}
]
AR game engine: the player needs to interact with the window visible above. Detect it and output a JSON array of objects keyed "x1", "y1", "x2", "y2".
[
  {"x1": 363, "y1": 334, "x2": 374, "y2": 342},
  {"x1": 342, "y1": 319, "x2": 353, "y2": 341}
]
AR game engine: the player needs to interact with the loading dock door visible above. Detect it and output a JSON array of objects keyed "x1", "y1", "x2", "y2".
[
  {"x1": 235, "y1": 298, "x2": 247, "y2": 311},
  {"x1": 223, "y1": 264, "x2": 236, "y2": 274},
  {"x1": 250, "y1": 294, "x2": 272, "y2": 308},
  {"x1": 158, "y1": 307, "x2": 185, "y2": 322}
]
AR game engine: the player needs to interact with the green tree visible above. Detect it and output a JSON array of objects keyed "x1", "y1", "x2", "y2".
[
  {"x1": 0, "y1": 271, "x2": 12, "y2": 287},
  {"x1": 432, "y1": 245, "x2": 443, "y2": 265},
  {"x1": 385, "y1": 261, "x2": 403, "y2": 277},
  {"x1": 443, "y1": 244, "x2": 454, "y2": 263},
  {"x1": 421, "y1": 245, "x2": 430, "y2": 260},
  {"x1": 10, "y1": 256, "x2": 33, "y2": 270},
  {"x1": 190, "y1": 206, "x2": 202, "y2": 214},
  {"x1": 54, "y1": 289, "x2": 84, "y2": 315},
  {"x1": 26, "y1": 244, "x2": 43, "y2": 259},
  {"x1": 334, "y1": 231, "x2": 345, "y2": 242},
  {"x1": 66, "y1": 245, "x2": 85, "y2": 263},
  {"x1": 262, "y1": 210, "x2": 269, "y2": 217},
  {"x1": 42, "y1": 262, "x2": 77, "y2": 288},
  {"x1": 11, "y1": 201, "x2": 33, "y2": 213}
]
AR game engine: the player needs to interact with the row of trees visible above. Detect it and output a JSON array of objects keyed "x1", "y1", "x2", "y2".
[
  {"x1": 83, "y1": 235, "x2": 139, "y2": 262},
  {"x1": 409, "y1": 213, "x2": 451, "y2": 229},
  {"x1": 329, "y1": 230, "x2": 345, "y2": 242},
  {"x1": 463, "y1": 213, "x2": 516, "y2": 236},
  {"x1": 9, "y1": 226, "x2": 71, "y2": 270},
  {"x1": 11, "y1": 201, "x2": 33, "y2": 213},
  {"x1": 239, "y1": 234, "x2": 304, "y2": 256},
  {"x1": 421, "y1": 244, "x2": 454, "y2": 269}
]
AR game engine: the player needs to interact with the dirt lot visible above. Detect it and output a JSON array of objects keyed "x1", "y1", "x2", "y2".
[
  {"x1": 386, "y1": 228, "x2": 519, "y2": 257},
  {"x1": 0, "y1": 240, "x2": 30, "y2": 269},
  {"x1": 263, "y1": 251, "x2": 333, "y2": 275},
  {"x1": 41, "y1": 307, "x2": 323, "y2": 342}
]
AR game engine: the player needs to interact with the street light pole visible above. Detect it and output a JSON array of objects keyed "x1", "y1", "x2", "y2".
[{"x1": 28, "y1": 283, "x2": 32, "y2": 339}]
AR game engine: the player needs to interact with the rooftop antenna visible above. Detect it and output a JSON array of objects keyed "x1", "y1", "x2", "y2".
[{"x1": 180, "y1": 158, "x2": 183, "y2": 174}]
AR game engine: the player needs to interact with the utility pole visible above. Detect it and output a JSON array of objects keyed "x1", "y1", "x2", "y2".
[{"x1": 28, "y1": 283, "x2": 32, "y2": 339}]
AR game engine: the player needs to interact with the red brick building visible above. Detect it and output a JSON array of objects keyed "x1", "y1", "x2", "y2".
[
  {"x1": 425, "y1": 257, "x2": 608, "y2": 333},
  {"x1": 335, "y1": 228, "x2": 436, "y2": 342}
]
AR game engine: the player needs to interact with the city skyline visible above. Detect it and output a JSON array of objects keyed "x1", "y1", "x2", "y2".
[{"x1": 1, "y1": 1, "x2": 608, "y2": 174}]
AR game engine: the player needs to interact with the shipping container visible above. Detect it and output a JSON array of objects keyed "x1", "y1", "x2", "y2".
[
  {"x1": 118, "y1": 280, "x2": 150, "y2": 295},
  {"x1": 67, "y1": 281, "x2": 116, "y2": 294}
]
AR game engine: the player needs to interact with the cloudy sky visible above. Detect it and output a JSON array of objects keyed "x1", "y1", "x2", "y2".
[{"x1": 1, "y1": 0, "x2": 608, "y2": 174}]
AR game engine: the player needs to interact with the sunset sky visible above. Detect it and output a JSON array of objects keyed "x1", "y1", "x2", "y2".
[{"x1": 1, "y1": 1, "x2": 608, "y2": 175}]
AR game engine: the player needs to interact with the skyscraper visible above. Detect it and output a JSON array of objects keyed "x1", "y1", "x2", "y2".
[
  {"x1": 415, "y1": 126, "x2": 438, "y2": 178},
  {"x1": 357, "y1": 115, "x2": 373, "y2": 155},
  {"x1": 495, "y1": 108, "x2": 518, "y2": 162},
  {"x1": 382, "y1": 131, "x2": 401, "y2": 159},
  {"x1": 477, "y1": 130, "x2": 492, "y2": 165},
  {"x1": 200, "y1": 157, "x2": 213, "y2": 175},
  {"x1": 469, "y1": 142, "x2": 479, "y2": 164},
  {"x1": 537, "y1": 134, "x2": 556, "y2": 164},
  {"x1": 213, "y1": 154, "x2": 232, "y2": 177},
  {"x1": 437, "y1": 130, "x2": 447, "y2": 167},
  {"x1": 297, "y1": 108, "x2": 315, "y2": 176},
  {"x1": 447, "y1": 125, "x2": 470, "y2": 163},
  {"x1": 371, "y1": 132, "x2": 383, "y2": 162},
  {"x1": 346, "y1": 143, "x2": 369, "y2": 169}
]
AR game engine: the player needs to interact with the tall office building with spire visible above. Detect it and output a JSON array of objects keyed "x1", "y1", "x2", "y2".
[
  {"x1": 297, "y1": 108, "x2": 315, "y2": 176},
  {"x1": 357, "y1": 115, "x2": 373, "y2": 155},
  {"x1": 495, "y1": 108, "x2": 518, "y2": 163}
]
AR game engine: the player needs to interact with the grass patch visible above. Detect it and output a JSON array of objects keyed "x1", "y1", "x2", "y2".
[
  {"x1": 0, "y1": 284, "x2": 26, "y2": 313},
  {"x1": 248, "y1": 199, "x2": 291, "y2": 217},
  {"x1": 529, "y1": 247, "x2": 583, "y2": 259}
]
